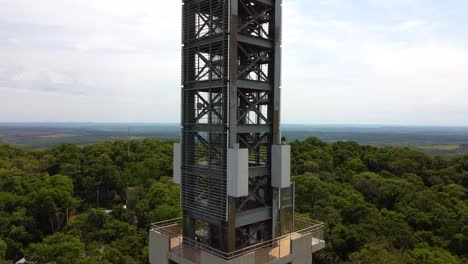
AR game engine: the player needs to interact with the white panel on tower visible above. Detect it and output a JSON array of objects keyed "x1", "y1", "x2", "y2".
[
  {"x1": 227, "y1": 148, "x2": 249, "y2": 197},
  {"x1": 173, "y1": 143, "x2": 181, "y2": 184},
  {"x1": 272, "y1": 144, "x2": 291, "y2": 188}
]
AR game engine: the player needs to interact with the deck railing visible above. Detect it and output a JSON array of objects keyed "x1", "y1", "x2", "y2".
[{"x1": 151, "y1": 215, "x2": 324, "y2": 263}]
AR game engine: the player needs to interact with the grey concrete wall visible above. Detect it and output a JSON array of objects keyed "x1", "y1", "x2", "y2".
[
  {"x1": 229, "y1": 252, "x2": 255, "y2": 264},
  {"x1": 169, "y1": 254, "x2": 196, "y2": 264},
  {"x1": 312, "y1": 238, "x2": 326, "y2": 253},
  {"x1": 200, "y1": 250, "x2": 228, "y2": 264},
  {"x1": 271, "y1": 144, "x2": 291, "y2": 188},
  {"x1": 227, "y1": 147, "x2": 249, "y2": 197},
  {"x1": 149, "y1": 229, "x2": 169, "y2": 264},
  {"x1": 173, "y1": 143, "x2": 181, "y2": 184},
  {"x1": 269, "y1": 255, "x2": 293, "y2": 264},
  {"x1": 291, "y1": 233, "x2": 313, "y2": 264},
  {"x1": 200, "y1": 250, "x2": 255, "y2": 264}
]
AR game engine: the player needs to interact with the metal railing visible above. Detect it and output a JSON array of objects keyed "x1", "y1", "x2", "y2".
[{"x1": 152, "y1": 216, "x2": 324, "y2": 263}]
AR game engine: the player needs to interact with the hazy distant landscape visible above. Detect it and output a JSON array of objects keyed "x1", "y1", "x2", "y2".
[{"x1": 1, "y1": 123, "x2": 468, "y2": 156}]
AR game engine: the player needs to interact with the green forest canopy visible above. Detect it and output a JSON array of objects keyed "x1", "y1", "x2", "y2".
[{"x1": 0, "y1": 138, "x2": 466, "y2": 263}]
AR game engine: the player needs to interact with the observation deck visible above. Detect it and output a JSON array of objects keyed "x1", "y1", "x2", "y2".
[{"x1": 149, "y1": 216, "x2": 325, "y2": 264}]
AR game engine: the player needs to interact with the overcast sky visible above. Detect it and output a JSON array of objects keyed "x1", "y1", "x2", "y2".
[{"x1": 0, "y1": 0, "x2": 467, "y2": 125}]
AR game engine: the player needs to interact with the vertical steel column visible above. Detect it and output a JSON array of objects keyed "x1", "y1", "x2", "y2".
[
  {"x1": 273, "y1": 0, "x2": 282, "y2": 145},
  {"x1": 272, "y1": 0, "x2": 283, "y2": 239},
  {"x1": 227, "y1": 0, "x2": 238, "y2": 252},
  {"x1": 228, "y1": 0, "x2": 239, "y2": 148}
]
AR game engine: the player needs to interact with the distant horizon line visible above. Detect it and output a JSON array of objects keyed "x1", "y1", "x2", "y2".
[{"x1": 1, "y1": 121, "x2": 468, "y2": 128}]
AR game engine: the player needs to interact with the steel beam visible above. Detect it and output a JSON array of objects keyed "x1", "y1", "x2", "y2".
[
  {"x1": 238, "y1": 34, "x2": 273, "y2": 49},
  {"x1": 184, "y1": 81, "x2": 225, "y2": 91},
  {"x1": 184, "y1": 35, "x2": 225, "y2": 47},
  {"x1": 237, "y1": 80, "x2": 272, "y2": 91},
  {"x1": 187, "y1": 124, "x2": 225, "y2": 132},
  {"x1": 185, "y1": 209, "x2": 223, "y2": 226},
  {"x1": 236, "y1": 207, "x2": 272, "y2": 227},
  {"x1": 256, "y1": 0, "x2": 274, "y2": 6},
  {"x1": 237, "y1": 125, "x2": 271, "y2": 134},
  {"x1": 249, "y1": 166, "x2": 270, "y2": 177}
]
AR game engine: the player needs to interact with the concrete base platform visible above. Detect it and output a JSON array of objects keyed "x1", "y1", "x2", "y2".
[
  {"x1": 150, "y1": 228, "x2": 324, "y2": 264},
  {"x1": 312, "y1": 238, "x2": 326, "y2": 253}
]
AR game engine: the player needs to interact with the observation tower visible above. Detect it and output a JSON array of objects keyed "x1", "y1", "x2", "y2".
[{"x1": 150, "y1": 0, "x2": 325, "y2": 263}]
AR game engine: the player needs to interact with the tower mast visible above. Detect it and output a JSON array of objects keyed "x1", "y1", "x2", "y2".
[{"x1": 150, "y1": 1, "x2": 325, "y2": 263}]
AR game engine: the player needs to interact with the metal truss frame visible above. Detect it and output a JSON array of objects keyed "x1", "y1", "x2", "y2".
[{"x1": 180, "y1": 0, "x2": 287, "y2": 253}]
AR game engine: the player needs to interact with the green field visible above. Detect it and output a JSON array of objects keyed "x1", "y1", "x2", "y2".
[
  {"x1": 416, "y1": 145, "x2": 460, "y2": 151},
  {"x1": 1, "y1": 123, "x2": 468, "y2": 156}
]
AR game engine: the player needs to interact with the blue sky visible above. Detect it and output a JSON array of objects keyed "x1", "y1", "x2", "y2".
[{"x1": 0, "y1": 0, "x2": 467, "y2": 125}]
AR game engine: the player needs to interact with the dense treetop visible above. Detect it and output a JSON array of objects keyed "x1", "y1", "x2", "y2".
[{"x1": 0, "y1": 138, "x2": 466, "y2": 263}]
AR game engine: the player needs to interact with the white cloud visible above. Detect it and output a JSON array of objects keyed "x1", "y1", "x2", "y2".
[
  {"x1": 0, "y1": 87, "x2": 176, "y2": 122},
  {"x1": 398, "y1": 19, "x2": 427, "y2": 30},
  {"x1": 281, "y1": 0, "x2": 468, "y2": 125},
  {"x1": 0, "y1": 0, "x2": 467, "y2": 125},
  {"x1": 0, "y1": 0, "x2": 181, "y2": 122}
]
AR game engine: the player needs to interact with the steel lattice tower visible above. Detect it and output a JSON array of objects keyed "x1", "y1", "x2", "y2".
[
  {"x1": 149, "y1": 1, "x2": 325, "y2": 263},
  {"x1": 175, "y1": 0, "x2": 292, "y2": 252}
]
